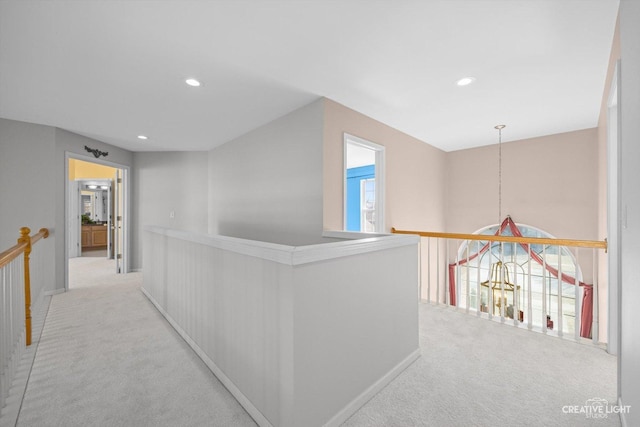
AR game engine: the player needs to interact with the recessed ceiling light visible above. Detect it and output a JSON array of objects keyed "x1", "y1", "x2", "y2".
[
  {"x1": 137, "y1": 135, "x2": 148, "y2": 140},
  {"x1": 185, "y1": 78, "x2": 201, "y2": 87},
  {"x1": 456, "y1": 77, "x2": 476, "y2": 86}
]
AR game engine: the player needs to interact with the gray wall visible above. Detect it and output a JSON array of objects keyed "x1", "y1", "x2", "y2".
[
  {"x1": 619, "y1": 1, "x2": 640, "y2": 424},
  {"x1": 0, "y1": 119, "x2": 134, "y2": 293},
  {"x1": 131, "y1": 151, "x2": 208, "y2": 270},
  {"x1": 0, "y1": 118, "x2": 57, "y2": 297},
  {"x1": 0, "y1": 119, "x2": 55, "y2": 248},
  {"x1": 208, "y1": 99, "x2": 324, "y2": 245}
]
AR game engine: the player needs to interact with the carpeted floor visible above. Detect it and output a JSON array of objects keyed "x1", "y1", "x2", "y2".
[
  {"x1": 12, "y1": 259, "x2": 619, "y2": 427},
  {"x1": 16, "y1": 265, "x2": 255, "y2": 427},
  {"x1": 343, "y1": 304, "x2": 619, "y2": 427}
]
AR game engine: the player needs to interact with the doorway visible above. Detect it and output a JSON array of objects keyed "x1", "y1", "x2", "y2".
[{"x1": 66, "y1": 155, "x2": 129, "y2": 289}]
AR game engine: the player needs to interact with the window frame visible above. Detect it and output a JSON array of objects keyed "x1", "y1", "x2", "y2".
[{"x1": 343, "y1": 133, "x2": 385, "y2": 233}]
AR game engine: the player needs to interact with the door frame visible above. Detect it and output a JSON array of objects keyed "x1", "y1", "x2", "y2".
[{"x1": 64, "y1": 152, "x2": 131, "y2": 289}]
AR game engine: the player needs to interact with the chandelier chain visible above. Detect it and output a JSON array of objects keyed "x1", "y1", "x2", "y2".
[{"x1": 495, "y1": 125, "x2": 505, "y2": 226}]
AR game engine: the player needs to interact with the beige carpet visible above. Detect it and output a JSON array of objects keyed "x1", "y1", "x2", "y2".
[
  {"x1": 343, "y1": 304, "x2": 619, "y2": 427},
  {"x1": 68, "y1": 256, "x2": 117, "y2": 289},
  {"x1": 16, "y1": 264, "x2": 255, "y2": 427},
  {"x1": 13, "y1": 261, "x2": 619, "y2": 426}
]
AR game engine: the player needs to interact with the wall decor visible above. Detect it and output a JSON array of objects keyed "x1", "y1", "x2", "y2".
[{"x1": 84, "y1": 145, "x2": 108, "y2": 159}]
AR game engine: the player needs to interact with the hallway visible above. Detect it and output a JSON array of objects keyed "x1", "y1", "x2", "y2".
[
  {"x1": 5, "y1": 263, "x2": 619, "y2": 427},
  {"x1": 16, "y1": 269, "x2": 254, "y2": 427}
]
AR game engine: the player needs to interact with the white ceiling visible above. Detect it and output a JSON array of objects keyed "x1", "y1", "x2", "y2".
[{"x1": 0, "y1": 1, "x2": 619, "y2": 153}]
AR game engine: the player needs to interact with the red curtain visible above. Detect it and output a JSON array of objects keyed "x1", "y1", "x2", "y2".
[{"x1": 448, "y1": 216, "x2": 593, "y2": 338}]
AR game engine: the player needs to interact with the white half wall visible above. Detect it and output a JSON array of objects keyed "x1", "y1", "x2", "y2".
[
  {"x1": 142, "y1": 226, "x2": 420, "y2": 427},
  {"x1": 208, "y1": 99, "x2": 324, "y2": 246}
]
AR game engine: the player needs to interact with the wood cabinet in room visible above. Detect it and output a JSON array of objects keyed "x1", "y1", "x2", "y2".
[
  {"x1": 81, "y1": 225, "x2": 108, "y2": 249},
  {"x1": 81, "y1": 228, "x2": 91, "y2": 247}
]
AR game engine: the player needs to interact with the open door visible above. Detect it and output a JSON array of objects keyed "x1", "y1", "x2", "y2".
[
  {"x1": 68, "y1": 180, "x2": 81, "y2": 258},
  {"x1": 114, "y1": 168, "x2": 124, "y2": 274}
]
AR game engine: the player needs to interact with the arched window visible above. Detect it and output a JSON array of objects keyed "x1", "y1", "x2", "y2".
[{"x1": 454, "y1": 220, "x2": 583, "y2": 336}]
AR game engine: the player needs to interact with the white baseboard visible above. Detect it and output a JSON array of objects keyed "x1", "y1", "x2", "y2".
[
  {"x1": 45, "y1": 288, "x2": 65, "y2": 296},
  {"x1": 140, "y1": 287, "x2": 273, "y2": 427},
  {"x1": 323, "y1": 348, "x2": 421, "y2": 427},
  {"x1": 129, "y1": 268, "x2": 142, "y2": 273}
]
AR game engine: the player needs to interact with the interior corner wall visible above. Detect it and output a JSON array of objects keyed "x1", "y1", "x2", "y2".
[
  {"x1": 208, "y1": 99, "x2": 324, "y2": 245},
  {"x1": 619, "y1": 0, "x2": 640, "y2": 424},
  {"x1": 131, "y1": 151, "x2": 208, "y2": 270},
  {"x1": 322, "y1": 99, "x2": 447, "y2": 233},
  {"x1": 445, "y1": 129, "x2": 599, "y2": 241}
]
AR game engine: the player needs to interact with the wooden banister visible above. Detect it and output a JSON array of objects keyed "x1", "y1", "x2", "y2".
[
  {"x1": 390, "y1": 227, "x2": 607, "y2": 250},
  {"x1": 0, "y1": 226, "x2": 49, "y2": 345},
  {"x1": 0, "y1": 241, "x2": 28, "y2": 269}
]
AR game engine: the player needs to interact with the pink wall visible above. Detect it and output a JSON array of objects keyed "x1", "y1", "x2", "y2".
[
  {"x1": 323, "y1": 99, "x2": 447, "y2": 233},
  {"x1": 322, "y1": 98, "x2": 605, "y2": 310},
  {"x1": 446, "y1": 128, "x2": 599, "y2": 241},
  {"x1": 598, "y1": 16, "x2": 620, "y2": 243},
  {"x1": 596, "y1": 15, "x2": 620, "y2": 346}
]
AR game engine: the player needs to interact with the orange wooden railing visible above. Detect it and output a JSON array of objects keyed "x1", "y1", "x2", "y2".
[
  {"x1": 0, "y1": 227, "x2": 49, "y2": 346},
  {"x1": 392, "y1": 226, "x2": 607, "y2": 343}
]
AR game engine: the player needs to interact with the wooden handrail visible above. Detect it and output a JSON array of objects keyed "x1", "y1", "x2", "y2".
[
  {"x1": 0, "y1": 241, "x2": 28, "y2": 269},
  {"x1": 391, "y1": 228, "x2": 607, "y2": 250},
  {"x1": 0, "y1": 227, "x2": 49, "y2": 346},
  {"x1": 0, "y1": 228, "x2": 49, "y2": 268},
  {"x1": 30, "y1": 227, "x2": 50, "y2": 245}
]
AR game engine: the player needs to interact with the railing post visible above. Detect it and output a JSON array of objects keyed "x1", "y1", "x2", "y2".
[{"x1": 17, "y1": 227, "x2": 32, "y2": 346}]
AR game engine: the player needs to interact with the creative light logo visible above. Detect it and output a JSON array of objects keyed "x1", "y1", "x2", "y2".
[{"x1": 562, "y1": 398, "x2": 631, "y2": 419}]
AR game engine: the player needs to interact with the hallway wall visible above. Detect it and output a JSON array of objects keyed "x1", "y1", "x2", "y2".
[
  {"x1": 0, "y1": 120, "x2": 134, "y2": 293},
  {"x1": 0, "y1": 119, "x2": 56, "y2": 250},
  {"x1": 131, "y1": 151, "x2": 208, "y2": 270},
  {"x1": 208, "y1": 99, "x2": 324, "y2": 245},
  {"x1": 0, "y1": 118, "x2": 56, "y2": 301}
]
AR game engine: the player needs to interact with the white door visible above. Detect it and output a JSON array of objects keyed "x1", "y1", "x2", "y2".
[
  {"x1": 107, "y1": 185, "x2": 112, "y2": 259},
  {"x1": 68, "y1": 180, "x2": 81, "y2": 258}
]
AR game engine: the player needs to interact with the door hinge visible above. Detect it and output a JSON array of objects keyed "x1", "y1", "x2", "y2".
[
  {"x1": 117, "y1": 216, "x2": 122, "y2": 221},
  {"x1": 117, "y1": 178, "x2": 122, "y2": 183},
  {"x1": 117, "y1": 254, "x2": 122, "y2": 259}
]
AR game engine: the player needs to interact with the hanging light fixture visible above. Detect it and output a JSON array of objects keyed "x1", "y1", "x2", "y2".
[{"x1": 480, "y1": 261, "x2": 517, "y2": 317}]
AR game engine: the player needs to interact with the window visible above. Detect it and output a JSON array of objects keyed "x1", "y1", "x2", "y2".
[
  {"x1": 344, "y1": 134, "x2": 384, "y2": 232},
  {"x1": 454, "y1": 223, "x2": 582, "y2": 335}
]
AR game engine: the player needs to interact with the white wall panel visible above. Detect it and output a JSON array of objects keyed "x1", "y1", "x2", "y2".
[{"x1": 142, "y1": 227, "x2": 419, "y2": 427}]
